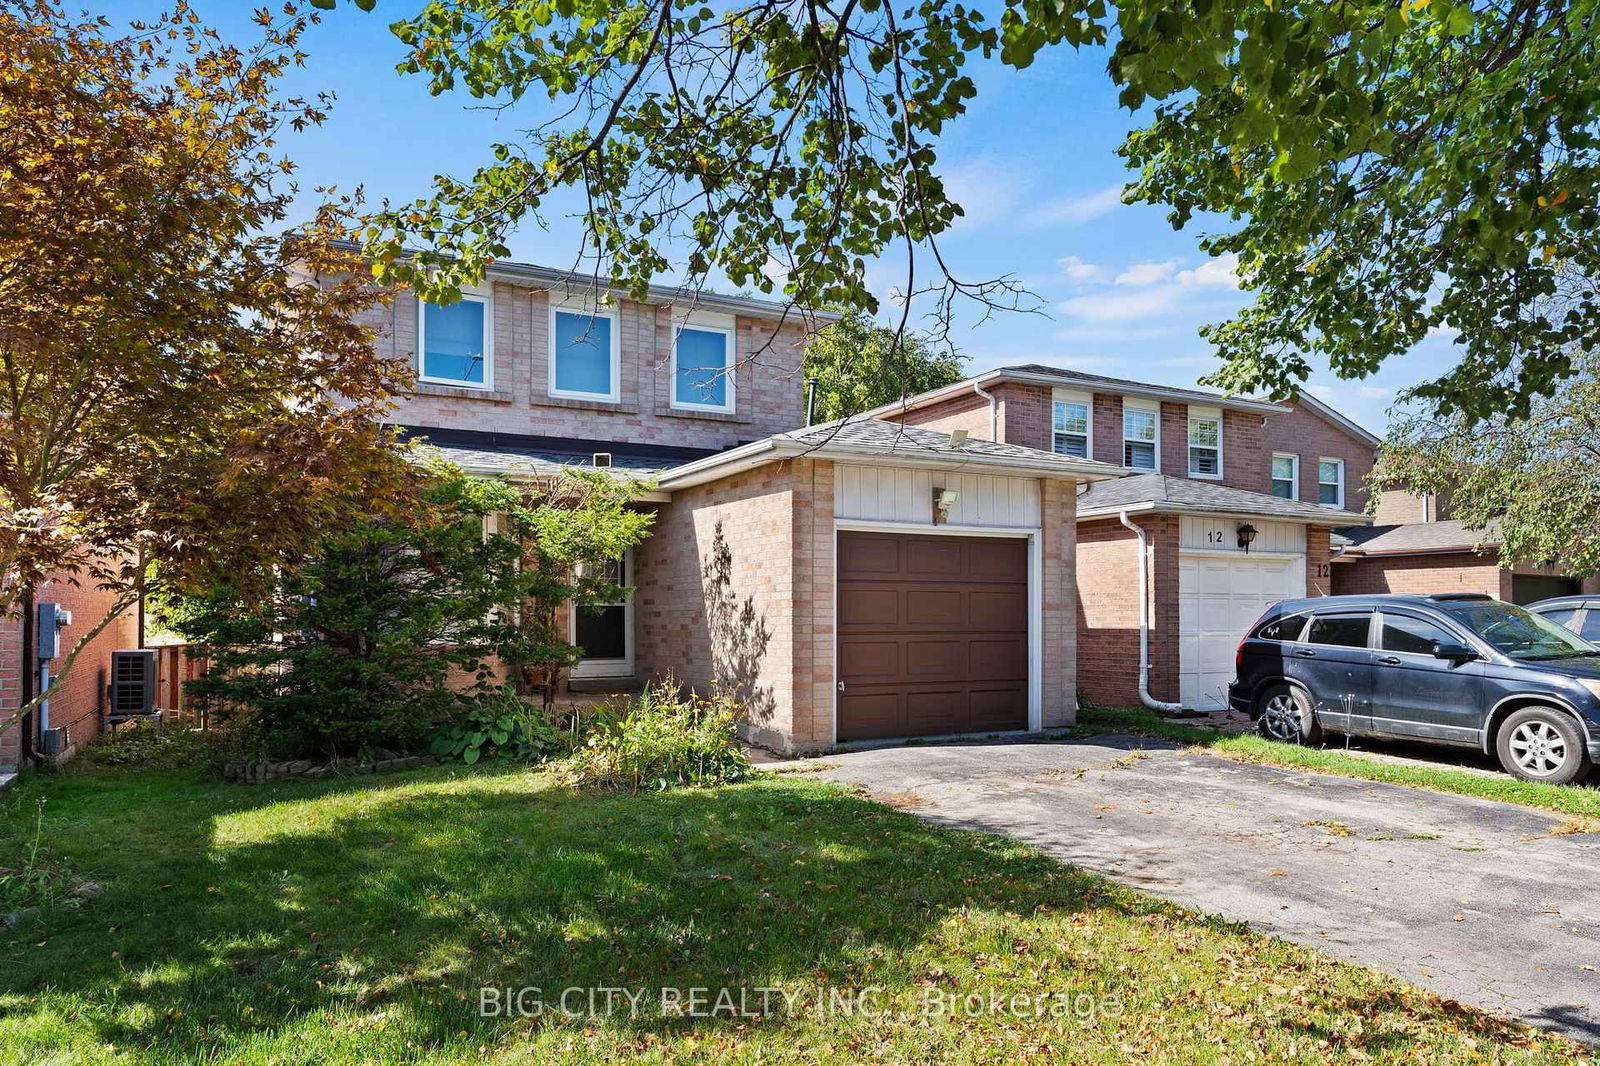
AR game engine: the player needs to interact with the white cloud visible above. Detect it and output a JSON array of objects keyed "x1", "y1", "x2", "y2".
[
  {"x1": 1306, "y1": 384, "x2": 1336, "y2": 400},
  {"x1": 1115, "y1": 260, "x2": 1180, "y2": 287},
  {"x1": 1059, "y1": 286, "x2": 1184, "y2": 323},
  {"x1": 1358, "y1": 386, "x2": 1391, "y2": 400},
  {"x1": 1176, "y1": 253, "x2": 1240, "y2": 289},
  {"x1": 1024, "y1": 185, "x2": 1125, "y2": 227},
  {"x1": 1057, "y1": 256, "x2": 1106, "y2": 284},
  {"x1": 943, "y1": 157, "x2": 1027, "y2": 229}
]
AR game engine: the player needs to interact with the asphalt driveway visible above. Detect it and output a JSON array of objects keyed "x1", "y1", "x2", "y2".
[{"x1": 799, "y1": 735, "x2": 1600, "y2": 1045}]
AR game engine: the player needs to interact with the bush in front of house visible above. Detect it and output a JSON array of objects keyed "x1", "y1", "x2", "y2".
[
  {"x1": 566, "y1": 681, "x2": 751, "y2": 792},
  {"x1": 430, "y1": 691, "x2": 573, "y2": 765}
]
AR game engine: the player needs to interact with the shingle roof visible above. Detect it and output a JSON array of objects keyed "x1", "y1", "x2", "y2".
[
  {"x1": 1077, "y1": 473, "x2": 1371, "y2": 525},
  {"x1": 396, "y1": 426, "x2": 713, "y2": 480},
  {"x1": 999, "y1": 364, "x2": 1267, "y2": 408},
  {"x1": 1337, "y1": 520, "x2": 1497, "y2": 555},
  {"x1": 782, "y1": 417, "x2": 1124, "y2": 471}
]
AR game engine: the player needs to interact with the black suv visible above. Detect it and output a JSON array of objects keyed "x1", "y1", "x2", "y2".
[{"x1": 1229, "y1": 593, "x2": 1600, "y2": 784}]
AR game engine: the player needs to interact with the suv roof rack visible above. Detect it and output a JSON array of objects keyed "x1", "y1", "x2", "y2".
[{"x1": 1427, "y1": 593, "x2": 1494, "y2": 601}]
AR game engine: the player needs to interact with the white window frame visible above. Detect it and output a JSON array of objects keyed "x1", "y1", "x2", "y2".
[
  {"x1": 569, "y1": 549, "x2": 635, "y2": 679},
  {"x1": 547, "y1": 294, "x2": 622, "y2": 402},
  {"x1": 1271, "y1": 453, "x2": 1299, "y2": 500},
  {"x1": 1122, "y1": 398, "x2": 1160, "y2": 472},
  {"x1": 1051, "y1": 388, "x2": 1093, "y2": 459},
  {"x1": 1186, "y1": 406, "x2": 1223, "y2": 480},
  {"x1": 1318, "y1": 457, "x2": 1345, "y2": 508},
  {"x1": 669, "y1": 311, "x2": 737, "y2": 414},
  {"x1": 416, "y1": 284, "x2": 493, "y2": 390}
]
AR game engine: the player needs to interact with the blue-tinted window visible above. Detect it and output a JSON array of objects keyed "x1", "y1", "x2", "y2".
[
  {"x1": 421, "y1": 299, "x2": 487, "y2": 385},
  {"x1": 674, "y1": 327, "x2": 730, "y2": 408},
  {"x1": 552, "y1": 310, "x2": 613, "y2": 396}
]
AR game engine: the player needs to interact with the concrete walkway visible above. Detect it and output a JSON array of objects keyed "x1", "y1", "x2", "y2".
[{"x1": 792, "y1": 735, "x2": 1600, "y2": 1045}]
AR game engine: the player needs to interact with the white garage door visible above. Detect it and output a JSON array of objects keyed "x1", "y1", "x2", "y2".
[{"x1": 1179, "y1": 553, "x2": 1306, "y2": 711}]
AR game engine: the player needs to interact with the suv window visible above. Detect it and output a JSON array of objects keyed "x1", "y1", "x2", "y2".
[
  {"x1": 1580, "y1": 611, "x2": 1600, "y2": 642},
  {"x1": 1253, "y1": 613, "x2": 1307, "y2": 642},
  {"x1": 1380, "y1": 613, "x2": 1455, "y2": 655},
  {"x1": 1541, "y1": 607, "x2": 1578, "y2": 628},
  {"x1": 1305, "y1": 613, "x2": 1372, "y2": 648}
]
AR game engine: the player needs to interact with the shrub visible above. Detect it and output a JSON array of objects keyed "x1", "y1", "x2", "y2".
[
  {"x1": 430, "y1": 691, "x2": 572, "y2": 765},
  {"x1": 567, "y1": 682, "x2": 750, "y2": 791},
  {"x1": 82, "y1": 721, "x2": 235, "y2": 772}
]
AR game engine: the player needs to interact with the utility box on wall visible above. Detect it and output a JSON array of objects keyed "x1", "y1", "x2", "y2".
[{"x1": 37, "y1": 602, "x2": 73, "y2": 659}]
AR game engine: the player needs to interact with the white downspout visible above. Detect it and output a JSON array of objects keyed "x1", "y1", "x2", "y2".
[
  {"x1": 1119, "y1": 509, "x2": 1186, "y2": 713},
  {"x1": 972, "y1": 381, "x2": 997, "y2": 440}
]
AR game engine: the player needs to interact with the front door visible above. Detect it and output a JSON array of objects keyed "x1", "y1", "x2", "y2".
[
  {"x1": 1369, "y1": 610, "x2": 1485, "y2": 744},
  {"x1": 836, "y1": 531, "x2": 1029, "y2": 741}
]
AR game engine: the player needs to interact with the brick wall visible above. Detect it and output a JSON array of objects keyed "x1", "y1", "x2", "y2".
[
  {"x1": 1092, "y1": 394, "x2": 1123, "y2": 466},
  {"x1": 1260, "y1": 399, "x2": 1376, "y2": 511},
  {"x1": 1331, "y1": 552, "x2": 1503, "y2": 597},
  {"x1": 1, "y1": 572, "x2": 138, "y2": 769},
  {"x1": 1306, "y1": 526, "x2": 1333, "y2": 598},
  {"x1": 1040, "y1": 479, "x2": 1079, "y2": 729},
  {"x1": 886, "y1": 387, "x2": 992, "y2": 440},
  {"x1": 356, "y1": 283, "x2": 813, "y2": 451},
  {"x1": 634, "y1": 458, "x2": 835, "y2": 753},
  {"x1": 994, "y1": 382, "x2": 1051, "y2": 451},
  {"x1": 1076, "y1": 514, "x2": 1179, "y2": 707},
  {"x1": 1221, "y1": 410, "x2": 1268, "y2": 492}
]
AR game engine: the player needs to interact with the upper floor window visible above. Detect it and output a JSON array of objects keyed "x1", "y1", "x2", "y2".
[
  {"x1": 549, "y1": 299, "x2": 620, "y2": 401},
  {"x1": 1319, "y1": 458, "x2": 1345, "y2": 507},
  {"x1": 418, "y1": 290, "x2": 491, "y2": 389},
  {"x1": 1052, "y1": 391, "x2": 1091, "y2": 458},
  {"x1": 1271, "y1": 454, "x2": 1298, "y2": 499},
  {"x1": 1187, "y1": 408, "x2": 1222, "y2": 478},
  {"x1": 671, "y1": 313, "x2": 736, "y2": 413},
  {"x1": 1123, "y1": 402, "x2": 1158, "y2": 471}
]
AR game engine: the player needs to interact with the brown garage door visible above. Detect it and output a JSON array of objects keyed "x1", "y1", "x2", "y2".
[{"x1": 836, "y1": 531, "x2": 1029, "y2": 741}]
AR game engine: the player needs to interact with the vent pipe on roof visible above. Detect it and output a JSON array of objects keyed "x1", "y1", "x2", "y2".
[
  {"x1": 805, "y1": 377, "x2": 819, "y2": 425},
  {"x1": 1119, "y1": 510, "x2": 1186, "y2": 715}
]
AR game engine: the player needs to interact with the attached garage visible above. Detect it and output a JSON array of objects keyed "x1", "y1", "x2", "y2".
[
  {"x1": 1179, "y1": 550, "x2": 1305, "y2": 711},
  {"x1": 836, "y1": 530, "x2": 1029, "y2": 741}
]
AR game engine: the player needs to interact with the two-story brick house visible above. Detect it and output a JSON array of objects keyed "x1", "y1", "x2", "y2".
[
  {"x1": 360, "y1": 267, "x2": 1128, "y2": 753},
  {"x1": 868, "y1": 366, "x2": 1374, "y2": 712}
]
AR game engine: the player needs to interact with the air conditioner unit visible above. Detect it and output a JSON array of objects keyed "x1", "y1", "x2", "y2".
[{"x1": 108, "y1": 649, "x2": 157, "y2": 723}]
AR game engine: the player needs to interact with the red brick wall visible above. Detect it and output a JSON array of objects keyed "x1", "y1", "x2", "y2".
[
  {"x1": 885, "y1": 387, "x2": 992, "y2": 440},
  {"x1": 1331, "y1": 553, "x2": 1502, "y2": 597},
  {"x1": 994, "y1": 382, "x2": 1050, "y2": 452},
  {"x1": 1075, "y1": 514, "x2": 1179, "y2": 707},
  {"x1": 1221, "y1": 410, "x2": 1268, "y2": 493},
  {"x1": 1092, "y1": 394, "x2": 1122, "y2": 466},
  {"x1": 1, "y1": 571, "x2": 138, "y2": 769},
  {"x1": 1159, "y1": 402, "x2": 1186, "y2": 476},
  {"x1": 1306, "y1": 526, "x2": 1333, "y2": 598},
  {"x1": 358, "y1": 283, "x2": 815, "y2": 451},
  {"x1": 1040, "y1": 479, "x2": 1079, "y2": 729},
  {"x1": 1260, "y1": 399, "x2": 1376, "y2": 511}
]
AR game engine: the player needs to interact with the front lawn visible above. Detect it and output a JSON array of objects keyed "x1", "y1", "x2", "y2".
[
  {"x1": 1075, "y1": 705, "x2": 1600, "y2": 823},
  {"x1": 0, "y1": 763, "x2": 1586, "y2": 1063}
]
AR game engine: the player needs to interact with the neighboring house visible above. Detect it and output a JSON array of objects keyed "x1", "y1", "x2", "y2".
[
  {"x1": 2, "y1": 575, "x2": 138, "y2": 774},
  {"x1": 368, "y1": 265, "x2": 1125, "y2": 753},
  {"x1": 867, "y1": 366, "x2": 1373, "y2": 712},
  {"x1": 1332, "y1": 511, "x2": 1600, "y2": 604}
]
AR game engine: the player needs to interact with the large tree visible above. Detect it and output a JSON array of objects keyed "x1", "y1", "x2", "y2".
[
  {"x1": 804, "y1": 313, "x2": 966, "y2": 423},
  {"x1": 327, "y1": 0, "x2": 1597, "y2": 420},
  {"x1": 0, "y1": 1, "x2": 416, "y2": 737}
]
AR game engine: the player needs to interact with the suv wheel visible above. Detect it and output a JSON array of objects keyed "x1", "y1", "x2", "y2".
[
  {"x1": 1256, "y1": 685, "x2": 1320, "y2": 746},
  {"x1": 1496, "y1": 707, "x2": 1593, "y2": 785}
]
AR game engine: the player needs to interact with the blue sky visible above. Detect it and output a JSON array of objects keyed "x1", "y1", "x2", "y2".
[{"x1": 104, "y1": 1, "x2": 1463, "y2": 434}]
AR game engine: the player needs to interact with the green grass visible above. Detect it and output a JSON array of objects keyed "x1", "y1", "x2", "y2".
[
  {"x1": 1074, "y1": 705, "x2": 1600, "y2": 822},
  {"x1": 0, "y1": 762, "x2": 1588, "y2": 1064}
]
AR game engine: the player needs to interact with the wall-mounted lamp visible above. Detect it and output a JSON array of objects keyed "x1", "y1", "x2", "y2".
[
  {"x1": 933, "y1": 487, "x2": 960, "y2": 525},
  {"x1": 1236, "y1": 523, "x2": 1259, "y2": 553}
]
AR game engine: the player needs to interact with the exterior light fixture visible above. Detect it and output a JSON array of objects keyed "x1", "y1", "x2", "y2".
[
  {"x1": 932, "y1": 488, "x2": 960, "y2": 525},
  {"x1": 1237, "y1": 523, "x2": 1259, "y2": 553}
]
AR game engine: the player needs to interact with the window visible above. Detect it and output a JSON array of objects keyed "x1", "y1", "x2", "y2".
[
  {"x1": 671, "y1": 314, "x2": 735, "y2": 412},
  {"x1": 1318, "y1": 458, "x2": 1344, "y2": 507},
  {"x1": 1380, "y1": 613, "x2": 1455, "y2": 656},
  {"x1": 1580, "y1": 611, "x2": 1600, "y2": 642},
  {"x1": 1445, "y1": 602, "x2": 1594, "y2": 660},
  {"x1": 571, "y1": 553, "x2": 633, "y2": 677},
  {"x1": 1123, "y1": 402, "x2": 1158, "y2": 470},
  {"x1": 1052, "y1": 392, "x2": 1091, "y2": 458},
  {"x1": 1253, "y1": 613, "x2": 1308, "y2": 642},
  {"x1": 549, "y1": 300, "x2": 619, "y2": 401},
  {"x1": 1542, "y1": 607, "x2": 1579, "y2": 629},
  {"x1": 417, "y1": 291, "x2": 491, "y2": 388},
  {"x1": 1188, "y1": 408, "x2": 1222, "y2": 478},
  {"x1": 1305, "y1": 612, "x2": 1372, "y2": 648},
  {"x1": 1271, "y1": 454, "x2": 1298, "y2": 500}
]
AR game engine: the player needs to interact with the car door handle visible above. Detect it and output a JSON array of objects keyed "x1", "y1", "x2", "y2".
[
  {"x1": 1376, "y1": 655, "x2": 1402, "y2": 666},
  {"x1": 1293, "y1": 648, "x2": 1317, "y2": 658}
]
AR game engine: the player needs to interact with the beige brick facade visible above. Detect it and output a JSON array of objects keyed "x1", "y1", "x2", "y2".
[{"x1": 356, "y1": 284, "x2": 811, "y2": 451}]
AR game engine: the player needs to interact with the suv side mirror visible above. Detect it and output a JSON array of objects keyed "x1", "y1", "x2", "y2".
[{"x1": 1432, "y1": 641, "x2": 1479, "y2": 663}]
